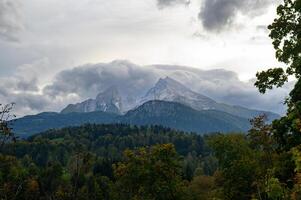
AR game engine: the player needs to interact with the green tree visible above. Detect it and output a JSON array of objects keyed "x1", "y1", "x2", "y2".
[
  {"x1": 185, "y1": 175, "x2": 215, "y2": 200},
  {"x1": 255, "y1": 0, "x2": 301, "y2": 94},
  {"x1": 253, "y1": 1, "x2": 301, "y2": 198},
  {"x1": 114, "y1": 144, "x2": 184, "y2": 200},
  {"x1": 248, "y1": 116, "x2": 292, "y2": 199},
  {"x1": 68, "y1": 151, "x2": 94, "y2": 200},
  {"x1": 38, "y1": 161, "x2": 64, "y2": 199},
  {"x1": 255, "y1": 0, "x2": 301, "y2": 150},
  {"x1": 208, "y1": 134, "x2": 258, "y2": 200}
]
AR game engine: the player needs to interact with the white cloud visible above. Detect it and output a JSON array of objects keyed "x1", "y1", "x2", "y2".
[
  {"x1": 0, "y1": 60, "x2": 291, "y2": 117},
  {"x1": 13, "y1": 60, "x2": 290, "y2": 115},
  {"x1": 0, "y1": 0, "x2": 289, "y2": 117},
  {"x1": 0, "y1": 0, "x2": 23, "y2": 42}
]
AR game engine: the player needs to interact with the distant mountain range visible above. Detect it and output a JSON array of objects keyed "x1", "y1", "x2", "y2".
[
  {"x1": 13, "y1": 101, "x2": 251, "y2": 138},
  {"x1": 61, "y1": 77, "x2": 279, "y2": 120},
  {"x1": 12, "y1": 77, "x2": 280, "y2": 137}
]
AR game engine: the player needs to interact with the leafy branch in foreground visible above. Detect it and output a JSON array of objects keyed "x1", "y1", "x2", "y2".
[
  {"x1": 255, "y1": 0, "x2": 301, "y2": 94},
  {"x1": 254, "y1": 0, "x2": 301, "y2": 198}
]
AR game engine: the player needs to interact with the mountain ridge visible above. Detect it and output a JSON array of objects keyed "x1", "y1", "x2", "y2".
[
  {"x1": 122, "y1": 100, "x2": 250, "y2": 133},
  {"x1": 13, "y1": 76, "x2": 281, "y2": 138},
  {"x1": 139, "y1": 77, "x2": 279, "y2": 121},
  {"x1": 60, "y1": 76, "x2": 280, "y2": 121},
  {"x1": 12, "y1": 100, "x2": 251, "y2": 138},
  {"x1": 61, "y1": 86, "x2": 122, "y2": 114}
]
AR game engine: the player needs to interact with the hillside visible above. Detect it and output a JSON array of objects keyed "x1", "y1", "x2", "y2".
[
  {"x1": 122, "y1": 100, "x2": 250, "y2": 133},
  {"x1": 12, "y1": 100, "x2": 251, "y2": 137},
  {"x1": 12, "y1": 111, "x2": 118, "y2": 137}
]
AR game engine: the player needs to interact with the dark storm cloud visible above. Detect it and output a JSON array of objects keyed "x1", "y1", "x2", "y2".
[
  {"x1": 0, "y1": 0, "x2": 22, "y2": 42},
  {"x1": 199, "y1": 0, "x2": 274, "y2": 31},
  {"x1": 157, "y1": 0, "x2": 190, "y2": 8},
  {"x1": 17, "y1": 94, "x2": 49, "y2": 110},
  {"x1": 44, "y1": 60, "x2": 158, "y2": 98},
  {"x1": 0, "y1": 67, "x2": 47, "y2": 116},
  {"x1": 0, "y1": 86, "x2": 49, "y2": 116},
  {"x1": 43, "y1": 60, "x2": 160, "y2": 110}
]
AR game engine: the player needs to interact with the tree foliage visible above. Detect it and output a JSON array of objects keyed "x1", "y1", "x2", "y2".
[
  {"x1": 114, "y1": 144, "x2": 184, "y2": 200},
  {"x1": 0, "y1": 103, "x2": 16, "y2": 152},
  {"x1": 0, "y1": 123, "x2": 215, "y2": 199},
  {"x1": 255, "y1": 0, "x2": 301, "y2": 93}
]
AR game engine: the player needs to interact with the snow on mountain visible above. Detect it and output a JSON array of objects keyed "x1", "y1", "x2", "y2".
[
  {"x1": 61, "y1": 76, "x2": 279, "y2": 121},
  {"x1": 139, "y1": 77, "x2": 280, "y2": 120},
  {"x1": 61, "y1": 86, "x2": 122, "y2": 114},
  {"x1": 140, "y1": 77, "x2": 218, "y2": 110}
]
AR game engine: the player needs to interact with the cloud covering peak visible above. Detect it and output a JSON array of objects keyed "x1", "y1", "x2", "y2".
[{"x1": 0, "y1": 60, "x2": 291, "y2": 117}]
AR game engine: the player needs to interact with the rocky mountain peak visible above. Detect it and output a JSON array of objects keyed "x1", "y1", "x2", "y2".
[
  {"x1": 96, "y1": 86, "x2": 119, "y2": 100},
  {"x1": 155, "y1": 76, "x2": 189, "y2": 92},
  {"x1": 139, "y1": 77, "x2": 216, "y2": 109},
  {"x1": 61, "y1": 86, "x2": 122, "y2": 114}
]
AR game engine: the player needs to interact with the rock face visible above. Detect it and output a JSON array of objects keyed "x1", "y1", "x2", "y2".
[
  {"x1": 139, "y1": 77, "x2": 279, "y2": 121},
  {"x1": 140, "y1": 77, "x2": 217, "y2": 110},
  {"x1": 61, "y1": 86, "x2": 122, "y2": 114},
  {"x1": 61, "y1": 76, "x2": 280, "y2": 121}
]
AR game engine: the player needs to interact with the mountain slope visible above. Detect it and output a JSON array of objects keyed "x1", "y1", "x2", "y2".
[
  {"x1": 121, "y1": 100, "x2": 251, "y2": 133},
  {"x1": 13, "y1": 100, "x2": 251, "y2": 138},
  {"x1": 140, "y1": 77, "x2": 216, "y2": 110},
  {"x1": 59, "y1": 76, "x2": 280, "y2": 121},
  {"x1": 13, "y1": 111, "x2": 118, "y2": 137},
  {"x1": 61, "y1": 86, "x2": 122, "y2": 114},
  {"x1": 140, "y1": 77, "x2": 279, "y2": 121}
]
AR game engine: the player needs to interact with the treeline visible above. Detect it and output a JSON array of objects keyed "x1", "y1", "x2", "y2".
[
  {"x1": 2, "y1": 116, "x2": 301, "y2": 199},
  {"x1": 0, "y1": 124, "x2": 218, "y2": 200},
  {"x1": 1, "y1": 114, "x2": 301, "y2": 199}
]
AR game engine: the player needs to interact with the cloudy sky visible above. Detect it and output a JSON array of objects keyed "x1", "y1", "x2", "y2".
[{"x1": 0, "y1": 0, "x2": 290, "y2": 117}]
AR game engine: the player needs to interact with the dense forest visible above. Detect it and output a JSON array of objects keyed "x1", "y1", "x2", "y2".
[
  {"x1": 1, "y1": 121, "x2": 219, "y2": 199},
  {"x1": 1, "y1": 111, "x2": 301, "y2": 199},
  {"x1": 1, "y1": 0, "x2": 301, "y2": 199}
]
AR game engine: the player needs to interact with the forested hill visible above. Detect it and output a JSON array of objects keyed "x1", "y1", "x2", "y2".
[
  {"x1": 1, "y1": 124, "x2": 218, "y2": 199},
  {"x1": 23, "y1": 124, "x2": 208, "y2": 162}
]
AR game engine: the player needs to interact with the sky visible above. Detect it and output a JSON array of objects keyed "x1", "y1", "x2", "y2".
[{"x1": 0, "y1": 0, "x2": 291, "y2": 117}]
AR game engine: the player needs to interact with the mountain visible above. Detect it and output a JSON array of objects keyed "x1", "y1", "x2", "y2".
[
  {"x1": 60, "y1": 77, "x2": 279, "y2": 121},
  {"x1": 122, "y1": 100, "x2": 250, "y2": 133},
  {"x1": 13, "y1": 100, "x2": 251, "y2": 138},
  {"x1": 12, "y1": 111, "x2": 118, "y2": 137},
  {"x1": 61, "y1": 86, "x2": 122, "y2": 114},
  {"x1": 140, "y1": 77, "x2": 217, "y2": 110},
  {"x1": 12, "y1": 77, "x2": 280, "y2": 138},
  {"x1": 139, "y1": 77, "x2": 280, "y2": 121}
]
